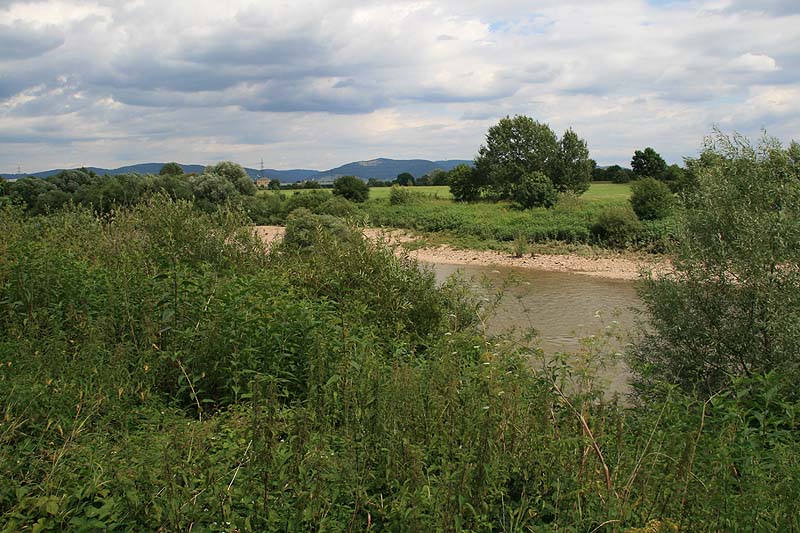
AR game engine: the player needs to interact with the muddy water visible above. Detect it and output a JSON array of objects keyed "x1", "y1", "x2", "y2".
[{"x1": 430, "y1": 263, "x2": 644, "y2": 395}]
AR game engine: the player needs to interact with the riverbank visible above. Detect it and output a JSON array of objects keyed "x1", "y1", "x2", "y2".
[{"x1": 254, "y1": 225, "x2": 670, "y2": 281}]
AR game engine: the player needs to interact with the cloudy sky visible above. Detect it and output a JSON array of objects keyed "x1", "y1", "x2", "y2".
[{"x1": 1, "y1": 0, "x2": 799, "y2": 173}]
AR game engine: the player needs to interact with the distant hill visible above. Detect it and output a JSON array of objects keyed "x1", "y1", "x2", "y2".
[
  {"x1": 1, "y1": 158, "x2": 472, "y2": 183},
  {"x1": 316, "y1": 158, "x2": 471, "y2": 181}
]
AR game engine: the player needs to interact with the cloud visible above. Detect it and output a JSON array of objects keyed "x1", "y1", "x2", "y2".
[{"x1": 1, "y1": 0, "x2": 799, "y2": 172}]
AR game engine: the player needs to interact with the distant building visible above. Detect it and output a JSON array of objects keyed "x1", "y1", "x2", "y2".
[{"x1": 255, "y1": 177, "x2": 271, "y2": 188}]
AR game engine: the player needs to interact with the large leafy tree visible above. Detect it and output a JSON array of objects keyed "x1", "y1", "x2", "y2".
[
  {"x1": 552, "y1": 128, "x2": 592, "y2": 194},
  {"x1": 474, "y1": 115, "x2": 559, "y2": 200},
  {"x1": 631, "y1": 132, "x2": 800, "y2": 396},
  {"x1": 631, "y1": 147, "x2": 667, "y2": 179}
]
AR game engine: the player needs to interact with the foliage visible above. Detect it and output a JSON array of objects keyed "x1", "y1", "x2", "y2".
[
  {"x1": 389, "y1": 184, "x2": 420, "y2": 205},
  {"x1": 2, "y1": 200, "x2": 800, "y2": 531},
  {"x1": 553, "y1": 128, "x2": 592, "y2": 193},
  {"x1": 283, "y1": 189, "x2": 332, "y2": 214},
  {"x1": 474, "y1": 115, "x2": 559, "y2": 199},
  {"x1": 267, "y1": 178, "x2": 281, "y2": 190},
  {"x1": 631, "y1": 132, "x2": 800, "y2": 396},
  {"x1": 395, "y1": 172, "x2": 415, "y2": 186},
  {"x1": 470, "y1": 115, "x2": 592, "y2": 202},
  {"x1": 282, "y1": 207, "x2": 360, "y2": 250},
  {"x1": 204, "y1": 161, "x2": 256, "y2": 196},
  {"x1": 448, "y1": 163, "x2": 483, "y2": 202},
  {"x1": 513, "y1": 171, "x2": 558, "y2": 209},
  {"x1": 592, "y1": 205, "x2": 642, "y2": 248},
  {"x1": 159, "y1": 162, "x2": 183, "y2": 176},
  {"x1": 630, "y1": 177, "x2": 674, "y2": 220},
  {"x1": 189, "y1": 172, "x2": 238, "y2": 207},
  {"x1": 632, "y1": 147, "x2": 668, "y2": 179},
  {"x1": 332, "y1": 175, "x2": 369, "y2": 203},
  {"x1": 596, "y1": 164, "x2": 635, "y2": 184}
]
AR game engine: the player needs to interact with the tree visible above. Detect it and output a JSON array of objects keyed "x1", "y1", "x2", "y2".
[
  {"x1": 204, "y1": 161, "x2": 256, "y2": 196},
  {"x1": 47, "y1": 168, "x2": 97, "y2": 193},
  {"x1": 448, "y1": 164, "x2": 482, "y2": 202},
  {"x1": 630, "y1": 177, "x2": 673, "y2": 220},
  {"x1": 474, "y1": 115, "x2": 559, "y2": 199},
  {"x1": 160, "y1": 162, "x2": 184, "y2": 176},
  {"x1": 552, "y1": 128, "x2": 592, "y2": 194},
  {"x1": 513, "y1": 171, "x2": 557, "y2": 209},
  {"x1": 268, "y1": 178, "x2": 281, "y2": 191},
  {"x1": 630, "y1": 132, "x2": 800, "y2": 396},
  {"x1": 332, "y1": 175, "x2": 369, "y2": 203},
  {"x1": 631, "y1": 147, "x2": 667, "y2": 179},
  {"x1": 190, "y1": 173, "x2": 237, "y2": 205},
  {"x1": 7, "y1": 177, "x2": 57, "y2": 213},
  {"x1": 367, "y1": 178, "x2": 389, "y2": 188},
  {"x1": 395, "y1": 172, "x2": 415, "y2": 186}
]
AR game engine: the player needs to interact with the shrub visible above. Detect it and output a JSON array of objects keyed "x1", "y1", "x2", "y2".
[
  {"x1": 189, "y1": 172, "x2": 237, "y2": 207},
  {"x1": 513, "y1": 171, "x2": 557, "y2": 209},
  {"x1": 389, "y1": 184, "x2": 419, "y2": 205},
  {"x1": 283, "y1": 190, "x2": 331, "y2": 214},
  {"x1": 282, "y1": 208, "x2": 360, "y2": 250},
  {"x1": 332, "y1": 175, "x2": 369, "y2": 203},
  {"x1": 630, "y1": 177, "x2": 674, "y2": 220},
  {"x1": 592, "y1": 206, "x2": 642, "y2": 248},
  {"x1": 631, "y1": 132, "x2": 800, "y2": 396},
  {"x1": 317, "y1": 195, "x2": 364, "y2": 219},
  {"x1": 204, "y1": 161, "x2": 256, "y2": 196}
]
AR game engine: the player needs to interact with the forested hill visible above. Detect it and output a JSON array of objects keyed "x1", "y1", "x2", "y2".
[{"x1": 1, "y1": 158, "x2": 472, "y2": 183}]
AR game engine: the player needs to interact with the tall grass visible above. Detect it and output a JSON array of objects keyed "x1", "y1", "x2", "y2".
[{"x1": 1, "y1": 200, "x2": 797, "y2": 531}]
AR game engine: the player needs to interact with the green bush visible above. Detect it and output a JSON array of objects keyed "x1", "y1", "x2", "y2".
[
  {"x1": 282, "y1": 208, "x2": 360, "y2": 250},
  {"x1": 592, "y1": 205, "x2": 642, "y2": 248},
  {"x1": 388, "y1": 184, "x2": 420, "y2": 205},
  {"x1": 631, "y1": 133, "x2": 800, "y2": 396},
  {"x1": 317, "y1": 195, "x2": 363, "y2": 219},
  {"x1": 513, "y1": 171, "x2": 557, "y2": 209},
  {"x1": 332, "y1": 175, "x2": 369, "y2": 203},
  {"x1": 283, "y1": 189, "x2": 331, "y2": 214},
  {"x1": 630, "y1": 177, "x2": 674, "y2": 220},
  {"x1": 3, "y1": 199, "x2": 800, "y2": 531}
]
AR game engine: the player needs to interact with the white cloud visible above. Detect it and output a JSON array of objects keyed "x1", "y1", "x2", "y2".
[{"x1": 1, "y1": 0, "x2": 799, "y2": 172}]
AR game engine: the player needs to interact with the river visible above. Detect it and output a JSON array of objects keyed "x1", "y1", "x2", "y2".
[{"x1": 430, "y1": 263, "x2": 644, "y2": 395}]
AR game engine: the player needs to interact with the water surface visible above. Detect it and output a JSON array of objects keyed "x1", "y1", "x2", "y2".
[{"x1": 430, "y1": 263, "x2": 643, "y2": 395}]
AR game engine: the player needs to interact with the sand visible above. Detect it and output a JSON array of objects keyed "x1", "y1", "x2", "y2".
[{"x1": 253, "y1": 225, "x2": 669, "y2": 281}]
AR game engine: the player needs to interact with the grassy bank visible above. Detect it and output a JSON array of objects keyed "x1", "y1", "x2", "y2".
[
  {"x1": 1, "y1": 200, "x2": 798, "y2": 531},
  {"x1": 253, "y1": 183, "x2": 674, "y2": 252}
]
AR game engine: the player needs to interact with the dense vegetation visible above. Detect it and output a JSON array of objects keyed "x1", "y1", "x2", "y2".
[
  {"x1": 631, "y1": 133, "x2": 800, "y2": 396},
  {"x1": 2, "y1": 185, "x2": 799, "y2": 530},
  {"x1": 449, "y1": 116, "x2": 592, "y2": 205}
]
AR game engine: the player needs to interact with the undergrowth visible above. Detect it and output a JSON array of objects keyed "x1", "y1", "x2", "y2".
[{"x1": 0, "y1": 200, "x2": 797, "y2": 531}]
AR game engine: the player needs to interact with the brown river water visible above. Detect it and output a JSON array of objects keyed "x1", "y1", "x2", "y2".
[{"x1": 429, "y1": 263, "x2": 644, "y2": 396}]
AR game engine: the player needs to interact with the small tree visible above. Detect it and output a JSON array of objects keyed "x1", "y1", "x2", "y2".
[
  {"x1": 630, "y1": 177, "x2": 673, "y2": 220},
  {"x1": 395, "y1": 172, "x2": 415, "y2": 186},
  {"x1": 448, "y1": 164, "x2": 482, "y2": 202},
  {"x1": 513, "y1": 171, "x2": 557, "y2": 209},
  {"x1": 268, "y1": 178, "x2": 281, "y2": 191},
  {"x1": 160, "y1": 162, "x2": 184, "y2": 176},
  {"x1": 332, "y1": 175, "x2": 369, "y2": 203},
  {"x1": 631, "y1": 132, "x2": 800, "y2": 396},
  {"x1": 204, "y1": 161, "x2": 256, "y2": 196},
  {"x1": 631, "y1": 147, "x2": 667, "y2": 179}
]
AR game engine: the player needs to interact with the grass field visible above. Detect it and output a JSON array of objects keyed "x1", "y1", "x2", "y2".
[{"x1": 262, "y1": 183, "x2": 628, "y2": 203}]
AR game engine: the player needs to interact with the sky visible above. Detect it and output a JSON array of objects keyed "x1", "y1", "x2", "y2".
[{"x1": 1, "y1": 0, "x2": 799, "y2": 173}]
